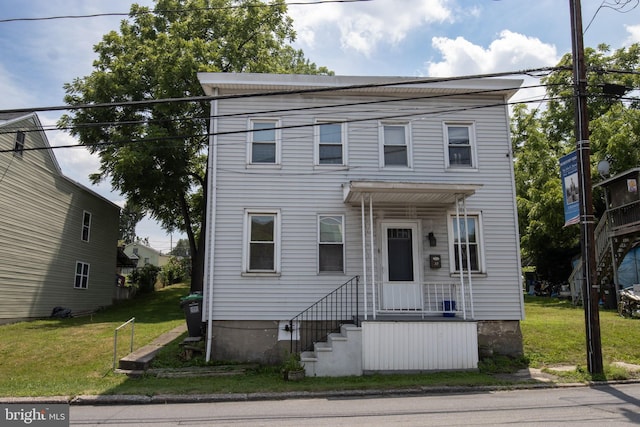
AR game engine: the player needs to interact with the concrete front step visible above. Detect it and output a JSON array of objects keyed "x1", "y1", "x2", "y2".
[
  {"x1": 118, "y1": 324, "x2": 188, "y2": 372},
  {"x1": 302, "y1": 324, "x2": 362, "y2": 377}
]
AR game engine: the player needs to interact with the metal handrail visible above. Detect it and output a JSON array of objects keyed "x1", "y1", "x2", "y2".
[
  {"x1": 113, "y1": 317, "x2": 135, "y2": 370},
  {"x1": 289, "y1": 276, "x2": 359, "y2": 354}
]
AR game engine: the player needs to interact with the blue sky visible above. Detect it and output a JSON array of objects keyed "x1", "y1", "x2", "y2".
[{"x1": 1, "y1": 0, "x2": 639, "y2": 252}]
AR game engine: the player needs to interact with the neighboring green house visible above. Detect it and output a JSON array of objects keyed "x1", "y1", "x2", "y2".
[
  {"x1": 0, "y1": 112, "x2": 120, "y2": 322},
  {"x1": 123, "y1": 242, "x2": 169, "y2": 271}
]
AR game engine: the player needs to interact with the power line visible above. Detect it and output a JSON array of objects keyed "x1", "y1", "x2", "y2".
[
  {"x1": 0, "y1": 95, "x2": 567, "y2": 155},
  {"x1": 0, "y1": 0, "x2": 374, "y2": 24},
  {"x1": 0, "y1": 67, "x2": 563, "y2": 117},
  {"x1": 0, "y1": 81, "x2": 554, "y2": 137},
  {"x1": 584, "y1": 0, "x2": 639, "y2": 34}
]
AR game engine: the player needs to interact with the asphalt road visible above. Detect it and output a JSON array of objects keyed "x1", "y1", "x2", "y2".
[{"x1": 70, "y1": 383, "x2": 640, "y2": 426}]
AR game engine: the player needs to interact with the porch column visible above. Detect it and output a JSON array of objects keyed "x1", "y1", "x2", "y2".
[
  {"x1": 369, "y1": 196, "x2": 376, "y2": 319},
  {"x1": 454, "y1": 196, "x2": 467, "y2": 320},
  {"x1": 461, "y1": 195, "x2": 475, "y2": 319},
  {"x1": 361, "y1": 195, "x2": 368, "y2": 320}
]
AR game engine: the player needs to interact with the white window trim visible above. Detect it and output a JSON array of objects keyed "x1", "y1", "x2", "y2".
[
  {"x1": 317, "y1": 214, "x2": 346, "y2": 274},
  {"x1": 81, "y1": 211, "x2": 92, "y2": 242},
  {"x1": 74, "y1": 261, "x2": 90, "y2": 290},
  {"x1": 378, "y1": 121, "x2": 413, "y2": 169},
  {"x1": 446, "y1": 211, "x2": 486, "y2": 274},
  {"x1": 242, "y1": 209, "x2": 281, "y2": 275},
  {"x1": 246, "y1": 118, "x2": 282, "y2": 167},
  {"x1": 314, "y1": 120, "x2": 347, "y2": 166},
  {"x1": 14, "y1": 131, "x2": 25, "y2": 157},
  {"x1": 443, "y1": 122, "x2": 477, "y2": 171}
]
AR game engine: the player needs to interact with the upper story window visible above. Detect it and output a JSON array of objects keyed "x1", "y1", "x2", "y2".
[
  {"x1": 444, "y1": 123, "x2": 476, "y2": 169},
  {"x1": 380, "y1": 122, "x2": 412, "y2": 168},
  {"x1": 14, "y1": 131, "x2": 25, "y2": 156},
  {"x1": 244, "y1": 210, "x2": 281, "y2": 274},
  {"x1": 318, "y1": 215, "x2": 345, "y2": 273},
  {"x1": 81, "y1": 211, "x2": 92, "y2": 242},
  {"x1": 448, "y1": 213, "x2": 484, "y2": 274},
  {"x1": 316, "y1": 121, "x2": 346, "y2": 165},
  {"x1": 74, "y1": 261, "x2": 90, "y2": 289},
  {"x1": 248, "y1": 119, "x2": 280, "y2": 165}
]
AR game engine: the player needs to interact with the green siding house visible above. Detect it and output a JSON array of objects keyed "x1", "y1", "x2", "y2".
[{"x1": 0, "y1": 112, "x2": 120, "y2": 322}]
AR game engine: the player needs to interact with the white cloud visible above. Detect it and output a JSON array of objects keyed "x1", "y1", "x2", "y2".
[
  {"x1": 0, "y1": 64, "x2": 37, "y2": 109},
  {"x1": 625, "y1": 24, "x2": 640, "y2": 45},
  {"x1": 290, "y1": 0, "x2": 452, "y2": 57},
  {"x1": 426, "y1": 30, "x2": 559, "y2": 77}
]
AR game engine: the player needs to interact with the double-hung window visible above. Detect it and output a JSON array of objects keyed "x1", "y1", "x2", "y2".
[
  {"x1": 380, "y1": 122, "x2": 411, "y2": 167},
  {"x1": 249, "y1": 120, "x2": 279, "y2": 165},
  {"x1": 449, "y1": 214, "x2": 483, "y2": 273},
  {"x1": 245, "y1": 211, "x2": 280, "y2": 273},
  {"x1": 318, "y1": 215, "x2": 344, "y2": 273},
  {"x1": 14, "y1": 131, "x2": 25, "y2": 156},
  {"x1": 74, "y1": 262, "x2": 90, "y2": 289},
  {"x1": 316, "y1": 121, "x2": 345, "y2": 165},
  {"x1": 444, "y1": 123, "x2": 476, "y2": 169},
  {"x1": 81, "y1": 211, "x2": 92, "y2": 242}
]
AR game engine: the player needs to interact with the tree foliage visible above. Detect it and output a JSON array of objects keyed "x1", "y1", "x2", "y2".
[
  {"x1": 512, "y1": 43, "x2": 640, "y2": 282},
  {"x1": 119, "y1": 200, "x2": 145, "y2": 243},
  {"x1": 170, "y1": 238, "x2": 191, "y2": 257},
  {"x1": 59, "y1": 0, "x2": 331, "y2": 292}
]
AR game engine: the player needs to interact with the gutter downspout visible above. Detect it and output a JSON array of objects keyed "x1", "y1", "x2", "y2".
[{"x1": 205, "y1": 88, "x2": 219, "y2": 362}]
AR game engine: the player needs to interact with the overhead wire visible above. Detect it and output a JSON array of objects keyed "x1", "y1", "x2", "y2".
[{"x1": 0, "y1": 0, "x2": 374, "y2": 24}]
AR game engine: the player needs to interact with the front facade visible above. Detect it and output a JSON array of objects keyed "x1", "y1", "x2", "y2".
[
  {"x1": 123, "y1": 242, "x2": 170, "y2": 271},
  {"x1": 0, "y1": 113, "x2": 120, "y2": 321},
  {"x1": 198, "y1": 73, "x2": 525, "y2": 373}
]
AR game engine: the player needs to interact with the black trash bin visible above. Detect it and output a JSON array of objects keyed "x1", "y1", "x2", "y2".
[{"x1": 180, "y1": 292, "x2": 204, "y2": 337}]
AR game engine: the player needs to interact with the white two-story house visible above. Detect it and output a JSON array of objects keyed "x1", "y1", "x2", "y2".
[{"x1": 197, "y1": 73, "x2": 525, "y2": 376}]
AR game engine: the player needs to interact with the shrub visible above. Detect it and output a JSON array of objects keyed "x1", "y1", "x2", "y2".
[
  {"x1": 129, "y1": 264, "x2": 161, "y2": 293},
  {"x1": 160, "y1": 257, "x2": 190, "y2": 286}
]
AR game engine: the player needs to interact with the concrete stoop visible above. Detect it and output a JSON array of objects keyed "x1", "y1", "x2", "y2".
[
  {"x1": 116, "y1": 324, "x2": 188, "y2": 376},
  {"x1": 301, "y1": 324, "x2": 362, "y2": 377}
]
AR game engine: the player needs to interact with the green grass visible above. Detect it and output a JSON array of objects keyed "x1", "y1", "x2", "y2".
[
  {"x1": 521, "y1": 295, "x2": 640, "y2": 367},
  {"x1": 0, "y1": 290, "x2": 639, "y2": 398},
  {"x1": 0, "y1": 283, "x2": 189, "y2": 397}
]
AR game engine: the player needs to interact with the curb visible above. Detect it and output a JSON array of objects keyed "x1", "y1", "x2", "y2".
[{"x1": 3, "y1": 379, "x2": 640, "y2": 406}]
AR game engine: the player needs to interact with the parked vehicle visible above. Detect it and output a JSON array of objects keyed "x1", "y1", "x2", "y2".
[{"x1": 618, "y1": 286, "x2": 640, "y2": 318}]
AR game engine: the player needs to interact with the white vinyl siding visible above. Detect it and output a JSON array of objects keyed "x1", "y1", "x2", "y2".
[
  {"x1": 318, "y1": 215, "x2": 345, "y2": 273},
  {"x1": 202, "y1": 74, "x2": 523, "y2": 322},
  {"x1": 444, "y1": 122, "x2": 476, "y2": 169},
  {"x1": 315, "y1": 121, "x2": 346, "y2": 165}
]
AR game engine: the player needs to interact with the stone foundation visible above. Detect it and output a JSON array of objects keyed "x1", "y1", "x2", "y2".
[
  {"x1": 476, "y1": 320, "x2": 524, "y2": 358},
  {"x1": 208, "y1": 320, "x2": 290, "y2": 365},
  {"x1": 206, "y1": 319, "x2": 524, "y2": 366}
]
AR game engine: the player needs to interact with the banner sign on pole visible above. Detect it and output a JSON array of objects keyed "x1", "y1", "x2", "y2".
[{"x1": 560, "y1": 151, "x2": 580, "y2": 226}]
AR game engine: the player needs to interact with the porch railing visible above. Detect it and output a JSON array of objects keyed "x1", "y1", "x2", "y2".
[
  {"x1": 376, "y1": 282, "x2": 472, "y2": 318},
  {"x1": 289, "y1": 276, "x2": 359, "y2": 354},
  {"x1": 609, "y1": 199, "x2": 640, "y2": 230}
]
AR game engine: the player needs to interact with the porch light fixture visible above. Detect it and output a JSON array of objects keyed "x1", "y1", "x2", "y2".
[{"x1": 428, "y1": 232, "x2": 437, "y2": 247}]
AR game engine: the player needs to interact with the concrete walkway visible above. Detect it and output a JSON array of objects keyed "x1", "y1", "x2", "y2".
[{"x1": 116, "y1": 324, "x2": 188, "y2": 374}]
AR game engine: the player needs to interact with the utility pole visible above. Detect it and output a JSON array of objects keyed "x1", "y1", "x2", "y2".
[{"x1": 569, "y1": 0, "x2": 603, "y2": 375}]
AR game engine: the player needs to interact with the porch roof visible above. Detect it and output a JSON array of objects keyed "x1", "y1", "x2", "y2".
[{"x1": 342, "y1": 180, "x2": 482, "y2": 206}]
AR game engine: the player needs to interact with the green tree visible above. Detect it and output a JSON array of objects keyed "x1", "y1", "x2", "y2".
[
  {"x1": 59, "y1": 0, "x2": 331, "y2": 292},
  {"x1": 119, "y1": 200, "x2": 145, "y2": 243},
  {"x1": 170, "y1": 238, "x2": 191, "y2": 257},
  {"x1": 512, "y1": 43, "x2": 640, "y2": 282}
]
